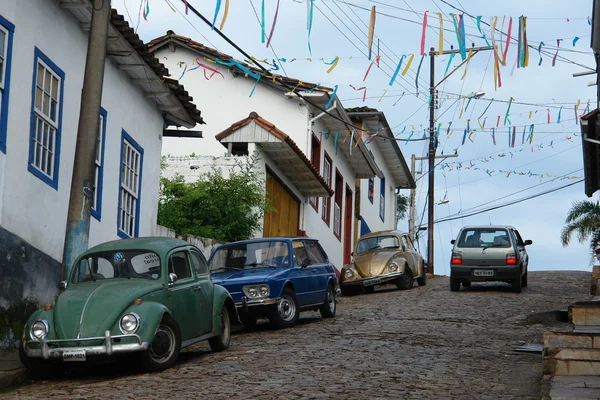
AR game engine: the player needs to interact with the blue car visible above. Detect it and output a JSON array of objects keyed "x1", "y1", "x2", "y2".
[{"x1": 208, "y1": 237, "x2": 338, "y2": 329}]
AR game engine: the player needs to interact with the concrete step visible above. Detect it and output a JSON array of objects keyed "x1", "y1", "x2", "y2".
[
  {"x1": 569, "y1": 301, "x2": 600, "y2": 325},
  {"x1": 544, "y1": 348, "x2": 600, "y2": 376},
  {"x1": 544, "y1": 330, "x2": 600, "y2": 350}
]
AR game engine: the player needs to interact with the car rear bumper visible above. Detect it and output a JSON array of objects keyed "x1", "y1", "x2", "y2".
[
  {"x1": 24, "y1": 330, "x2": 148, "y2": 360},
  {"x1": 451, "y1": 265, "x2": 520, "y2": 281},
  {"x1": 341, "y1": 272, "x2": 405, "y2": 287}
]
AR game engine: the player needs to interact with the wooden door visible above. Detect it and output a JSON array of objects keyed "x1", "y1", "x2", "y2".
[{"x1": 263, "y1": 171, "x2": 300, "y2": 237}]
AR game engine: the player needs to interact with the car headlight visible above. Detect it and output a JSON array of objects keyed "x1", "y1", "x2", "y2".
[
  {"x1": 344, "y1": 269, "x2": 354, "y2": 279},
  {"x1": 30, "y1": 320, "x2": 48, "y2": 340},
  {"x1": 119, "y1": 313, "x2": 140, "y2": 334},
  {"x1": 243, "y1": 285, "x2": 270, "y2": 298},
  {"x1": 388, "y1": 262, "x2": 399, "y2": 272}
]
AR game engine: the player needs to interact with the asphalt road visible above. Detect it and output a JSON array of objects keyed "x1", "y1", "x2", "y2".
[{"x1": 2, "y1": 271, "x2": 592, "y2": 399}]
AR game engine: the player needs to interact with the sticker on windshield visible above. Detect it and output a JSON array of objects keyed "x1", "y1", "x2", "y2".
[{"x1": 113, "y1": 252, "x2": 125, "y2": 262}]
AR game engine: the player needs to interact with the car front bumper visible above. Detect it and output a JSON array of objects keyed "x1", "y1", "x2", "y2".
[
  {"x1": 236, "y1": 296, "x2": 281, "y2": 314},
  {"x1": 24, "y1": 330, "x2": 148, "y2": 360},
  {"x1": 451, "y1": 265, "x2": 520, "y2": 281},
  {"x1": 341, "y1": 271, "x2": 405, "y2": 287}
]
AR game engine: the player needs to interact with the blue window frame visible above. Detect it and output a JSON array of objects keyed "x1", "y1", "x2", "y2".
[
  {"x1": 0, "y1": 15, "x2": 15, "y2": 153},
  {"x1": 368, "y1": 178, "x2": 374, "y2": 203},
  {"x1": 28, "y1": 47, "x2": 65, "y2": 190},
  {"x1": 379, "y1": 176, "x2": 385, "y2": 222},
  {"x1": 117, "y1": 129, "x2": 144, "y2": 238},
  {"x1": 91, "y1": 107, "x2": 107, "y2": 221}
]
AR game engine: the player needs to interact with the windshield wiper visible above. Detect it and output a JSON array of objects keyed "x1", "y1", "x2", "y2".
[{"x1": 482, "y1": 244, "x2": 506, "y2": 251}]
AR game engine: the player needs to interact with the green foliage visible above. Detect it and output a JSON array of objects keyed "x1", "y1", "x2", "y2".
[
  {"x1": 158, "y1": 153, "x2": 272, "y2": 243},
  {"x1": 560, "y1": 199, "x2": 600, "y2": 250},
  {"x1": 396, "y1": 193, "x2": 409, "y2": 221}
]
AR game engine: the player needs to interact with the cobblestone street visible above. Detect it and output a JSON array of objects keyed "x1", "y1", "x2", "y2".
[{"x1": 1, "y1": 271, "x2": 591, "y2": 399}]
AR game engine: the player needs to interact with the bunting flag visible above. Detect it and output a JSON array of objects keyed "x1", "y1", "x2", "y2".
[
  {"x1": 307, "y1": 0, "x2": 315, "y2": 55},
  {"x1": 349, "y1": 84, "x2": 367, "y2": 102},
  {"x1": 502, "y1": 17, "x2": 513, "y2": 66},
  {"x1": 368, "y1": 6, "x2": 376, "y2": 60},
  {"x1": 420, "y1": 11, "x2": 428, "y2": 56},
  {"x1": 519, "y1": 16, "x2": 529, "y2": 67},
  {"x1": 212, "y1": 0, "x2": 222, "y2": 30},
  {"x1": 450, "y1": 13, "x2": 467, "y2": 60},
  {"x1": 143, "y1": 0, "x2": 150, "y2": 20},
  {"x1": 326, "y1": 56, "x2": 339, "y2": 73},
  {"x1": 389, "y1": 55, "x2": 405, "y2": 86},
  {"x1": 444, "y1": 53, "x2": 456, "y2": 77},
  {"x1": 552, "y1": 39, "x2": 562, "y2": 66},
  {"x1": 260, "y1": 0, "x2": 265, "y2": 41},
  {"x1": 363, "y1": 56, "x2": 380, "y2": 81},
  {"x1": 538, "y1": 42, "x2": 544, "y2": 65},
  {"x1": 325, "y1": 85, "x2": 338, "y2": 109},
  {"x1": 476, "y1": 16, "x2": 490, "y2": 46},
  {"x1": 402, "y1": 54, "x2": 415, "y2": 76},
  {"x1": 438, "y1": 13, "x2": 444, "y2": 55},
  {"x1": 266, "y1": 0, "x2": 280, "y2": 47}
]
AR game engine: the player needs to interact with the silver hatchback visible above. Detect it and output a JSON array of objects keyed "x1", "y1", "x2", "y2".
[{"x1": 449, "y1": 225, "x2": 532, "y2": 292}]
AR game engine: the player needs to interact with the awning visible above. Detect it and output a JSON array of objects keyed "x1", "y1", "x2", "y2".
[{"x1": 216, "y1": 112, "x2": 334, "y2": 198}]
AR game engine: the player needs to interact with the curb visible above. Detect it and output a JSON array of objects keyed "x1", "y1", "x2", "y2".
[{"x1": 0, "y1": 367, "x2": 29, "y2": 391}]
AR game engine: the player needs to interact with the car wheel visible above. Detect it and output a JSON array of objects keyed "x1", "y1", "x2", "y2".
[
  {"x1": 395, "y1": 267, "x2": 413, "y2": 290},
  {"x1": 319, "y1": 284, "x2": 336, "y2": 318},
  {"x1": 240, "y1": 314, "x2": 258, "y2": 330},
  {"x1": 450, "y1": 276, "x2": 460, "y2": 292},
  {"x1": 521, "y1": 270, "x2": 528, "y2": 288},
  {"x1": 462, "y1": 281, "x2": 471, "y2": 288},
  {"x1": 209, "y1": 306, "x2": 231, "y2": 352},
  {"x1": 19, "y1": 344, "x2": 64, "y2": 380},
  {"x1": 139, "y1": 314, "x2": 181, "y2": 372},
  {"x1": 512, "y1": 270, "x2": 522, "y2": 293},
  {"x1": 416, "y1": 263, "x2": 426, "y2": 286},
  {"x1": 269, "y1": 288, "x2": 300, "y2": 329}
]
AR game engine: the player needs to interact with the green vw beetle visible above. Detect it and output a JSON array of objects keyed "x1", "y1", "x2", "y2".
[{"x1": 19, "y1": 237, "x2": 239, "y2": 377}]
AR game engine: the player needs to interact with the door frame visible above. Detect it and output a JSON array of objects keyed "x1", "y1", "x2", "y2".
[{"x1": 343, "y1": 184, "x2": 353, "y2": 265}]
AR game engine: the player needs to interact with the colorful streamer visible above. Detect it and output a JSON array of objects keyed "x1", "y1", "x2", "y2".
[
  {"x1": 378, "y1": 90, "x2": 387, "y2": 102},
  {"x1": 450, "y1": 13, "x2": 467, "y2": 60},
  {"x1": 461, "y1": 49, "x2": 473, "y2": 80},
  {"x1": 511, "y1": 126, "x2": 516, "y2": 148},
  {"x1": 504, "y1": 97, "x2": 513, "y2": 126},
  {"x1": 363, "y1": 57, "x2": 380, "y2": 81},
  {"x1": 528, "y1": 124, "x2": 534, "y2": 144},
  {"x1": 402, "y1": 54, "x2": 415, "y2": 76},
  {"x1": 212, "y1": 0, "x2": 222, "y2": 30},
  {"x1": 420, "y1": 11, "x2": 428, "y2": 55},
  {"x1": 325, "y1": 85, "x2": 338, "y2": 109},
  {"x1": 143, "y1": 0, "x2": 150, "y2": 21},
  {"x1": 552, "y1": 39, "x2": 562, "y2": 67},
  {"x1": 218, "y1": 0, "x2": 230, "y2": 30},
  {"x1": 326, "y1": 57, "x2": 340, "y2": 73},
  {"x1": 519, "y1": 16, "x2": 529, "y2": 67},
  {"x1": 184, "y1": 0, "x2": 188, "y2": 14},
  {"x1": 538, "y1": 42, "x2": 544, "y2": 65},
  {"x1": 307, "y1": 0, "x2": 315, "y2": 55},
  {"x1": 444, "y1": 53, "x2": 456, "y2": 77},
  {"x1": 490, "y1": 128, "x2": 496, "y2": 145},
  {"x1": 478, "y1": 99, "x2": 493, "y2": 119},
  {"x1": 163, "y1": 0, "x2": 177, "y2": 12},
  {"x1": 349, "y1": 84, "x2": 367, "y2": 102},
  {"x1": 476, "y1": 16, "x2": 490, "y2": 46},
  {"x1": 573, "y1": 37, "x2": 580, "y2": 46},
  {"x1": 438, "y1": 13, "x2": 444, "y2": 55},
  {"x1": 547, "y1": 108, "x2": 550, "y2": 124},
  {"x1": 502, "y1": 17, "x2": 512, "y2": 66},
  {"x1": 266, "y1": 0, "x2": 280, "y2": 48},
  {"x1": 389, "y1": 55, "x2": 405, "y2": 86},
  {"x1": 415, "y1": 55, "x2": 425, "y2": 95},
  {"x1": 368, "y1": 6, "x2": 376, "y2": 60},
  {"x1": 557, "y1": 105, "x2": 563, "y2": 123}
]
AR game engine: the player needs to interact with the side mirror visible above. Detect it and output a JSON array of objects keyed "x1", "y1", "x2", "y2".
[
  {"x1": 451, "y1": 239, "x2": 456, "y2": 245},
  {"x1": 168, "y1": 273, "x2": 178, "y2": 287},
  {"x1": 524, "y1": 240, "x2": 533, "y2": 246},
  {"x1": 58, "y1": 281, "x2": 67, "y2": 290}
]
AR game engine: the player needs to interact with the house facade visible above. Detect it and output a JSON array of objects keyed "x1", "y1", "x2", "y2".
[
  {"x1": 150, "y1": 32, "x2": 414, "y2": 274},
  {"x1": 0, "y1": 2, "x2": 202, "y2": 315}
]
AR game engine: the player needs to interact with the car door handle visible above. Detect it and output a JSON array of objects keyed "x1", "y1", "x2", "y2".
[
  {"x1": 311, "y1": 269, "x2": 317, "y2": 273},
  {"x1": 193, "y1": 286, "x2": 202, "y2": 292}
]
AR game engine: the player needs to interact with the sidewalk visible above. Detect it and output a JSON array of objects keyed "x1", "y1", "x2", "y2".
[{"x1": 0, "y1": 350, "x2": 28, "y2": 391}]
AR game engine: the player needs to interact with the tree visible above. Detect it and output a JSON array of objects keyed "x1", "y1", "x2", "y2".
[
  {"x1": 158, "y1": 152, "x2": 272, "y2": 243},
  {"x1": 560, "y1": 199, "x2": 600, "y2": 251},
  {"x1": 397, "y1": 193, "x2": 409, "y2": 222}
]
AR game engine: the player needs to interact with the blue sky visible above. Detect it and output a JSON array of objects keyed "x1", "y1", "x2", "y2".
[{"x1": 115, "y1": 0, "x2": 598, "y2": 274}]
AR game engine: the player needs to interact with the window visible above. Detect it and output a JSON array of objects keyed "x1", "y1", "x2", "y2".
[
  {"x1": 292, "y1": 240, "x2": 309, "y2": 266},
  {"x1": 118, "y1": 130, "x2": 144, "y2": 238},
  {"x1": 333, "y1": 169, "x2": 343, "y2": 240},
  {"x1": 368, "y1": 178, "x2": 374, "y2": 203},
  {"x1": 379, "y1": 176, "x2": 386, "y2": 221},
  {"x1": 28, "y1": 48, "x2": 65, "y2": 189},
  {"x1": 400, "y1": 235, "x2": 410, "y2": 250},
  {"x1": 309, "y1": 133, "x2": 321, "y2": 211},
  {"x1": 0, "y1": 15, "x2": 14, "y2": 153},
  {"x1": 91, "y1": 108, "x2": 107, "y2": 221},
  {"x1": 190, "y1": 250, "x2": 209, "y2": 275},
  {"x1": 305, "y1": 240, "x2": 328, "y2": 264},
  {"x1": 168, "y1": 251, "x2": 192, "y2": 280},
  {"x1": 321, "y1": 152, "x2": 332, "y2": 225}
]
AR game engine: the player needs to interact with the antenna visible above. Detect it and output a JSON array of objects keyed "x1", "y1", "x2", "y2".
[{"x1": 489, "y1": 216, "x2": 492, "y2": 225}]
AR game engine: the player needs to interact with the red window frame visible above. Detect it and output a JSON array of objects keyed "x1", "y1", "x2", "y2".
[
  {"x1": 333, "y1": 168, "x2": 343, "y2": 241},
  {"x1": 309, "y1": 133, "x2": 321, "y2": 212},
  {"x1": 321, "y1": 152, "x2": 332, "y2": 226}
]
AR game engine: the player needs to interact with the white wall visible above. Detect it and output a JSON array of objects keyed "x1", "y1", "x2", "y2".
[
  {"x1": 155, "y1": 46, "x2": 313, "y2": 157},
  {"x1": 0, "y1": 0, "x2": 163, "y2": 261}
]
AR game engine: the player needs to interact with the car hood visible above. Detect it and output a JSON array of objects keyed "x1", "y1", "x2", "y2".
[
  {"x1": 211, "y1": 267, "x2": 285, "y2": 299},
  {"x1": 353, "y1": 250, "x2": 400, "y2": 277},
  {"x1": 54, "y1": 279, "x2": 163, "y2": 339}
]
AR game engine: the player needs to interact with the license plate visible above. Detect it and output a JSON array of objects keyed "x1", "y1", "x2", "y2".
[
  {"x1": 473, "y1": 269, "x2": 494, "y2": 277},
  {"x1": 62, "y1": 350, "x2": 86, "y2": 362},
  {"x1": 363, "y1": 277, "x2": 382, "y2": 286}
]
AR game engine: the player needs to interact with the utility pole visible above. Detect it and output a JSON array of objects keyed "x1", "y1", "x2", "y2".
[
  {"x1": 61, "y1": 0, "x2": 112, "y2": 280},
  {"x1": 426, "y1": 44, "x2": 493, "y2": 276}
]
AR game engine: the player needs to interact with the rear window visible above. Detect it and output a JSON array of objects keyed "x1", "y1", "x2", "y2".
[{"x1": 457, "y1": 229, "x2": 511, "y2": 248}]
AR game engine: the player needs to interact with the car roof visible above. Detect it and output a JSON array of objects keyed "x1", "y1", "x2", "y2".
[
  {"x1": 83, "y1": 236, "x2": 191, "y2": 256},
  {"x1": 215, "y1": 237, "x2": 319, "y2": 248},
  {"x1": 358, "y1": 230, "x2": 408, "y2": 240},
  {"x1": 459, "y1": 225, "x2": 516, "y2": 230}
]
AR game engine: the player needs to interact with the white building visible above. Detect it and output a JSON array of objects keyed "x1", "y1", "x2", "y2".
[
  {"x1": 0, "y1": 2, "x2": 202, "y2": 310},
  {"x1": 150, "y1": 31, "x2": 414, "y2": 275}
]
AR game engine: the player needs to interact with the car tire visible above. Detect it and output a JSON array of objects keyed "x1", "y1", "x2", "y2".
[
  {"x1": 416, "y1": 263, "x2": 426, "y2": 286},
  {"x1": 139, "y1": 314, "x2": 181, "y2": 372},
  {"x1": 450, "y1": 276, "x2": 460, "y2": 292},
  {"x1": 269, "y1": 288, "x2": 300, "y2": 329},
  {"x1": 521, "y1": 270, "x2": 528, "y2": 288},
  {"x1": 239, "y1": 314, "x2": 258, "y2": 330},
  {"x1": 395, "y1": 267, "x2": 413, "y2": 290},
  {"x1": 209, "y1": 306, "x2": 231, "y2": 352},
  {"x1": 319, "y1": 284, "x2": 336, "y2": 318},
  {"x1": 19, "y1": 344, "x2": 64, "y2": 380},
  {"x1": 512, "y1": 270, "x2": 522, "y2": 293}
]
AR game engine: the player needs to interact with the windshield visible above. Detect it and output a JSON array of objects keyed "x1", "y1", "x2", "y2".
[
  {"x1": 71, "y1": 250, "x2": 162, "y2": 283},
  {"x1": 209, "y1": 241, "x2": 290, "y2": 272},
  {"x1": 356, "y1": 235, "x2": 400, "y2": 254},
  {"x1": 457, "y1": 229, "x2": 511, "y2": 248}
]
